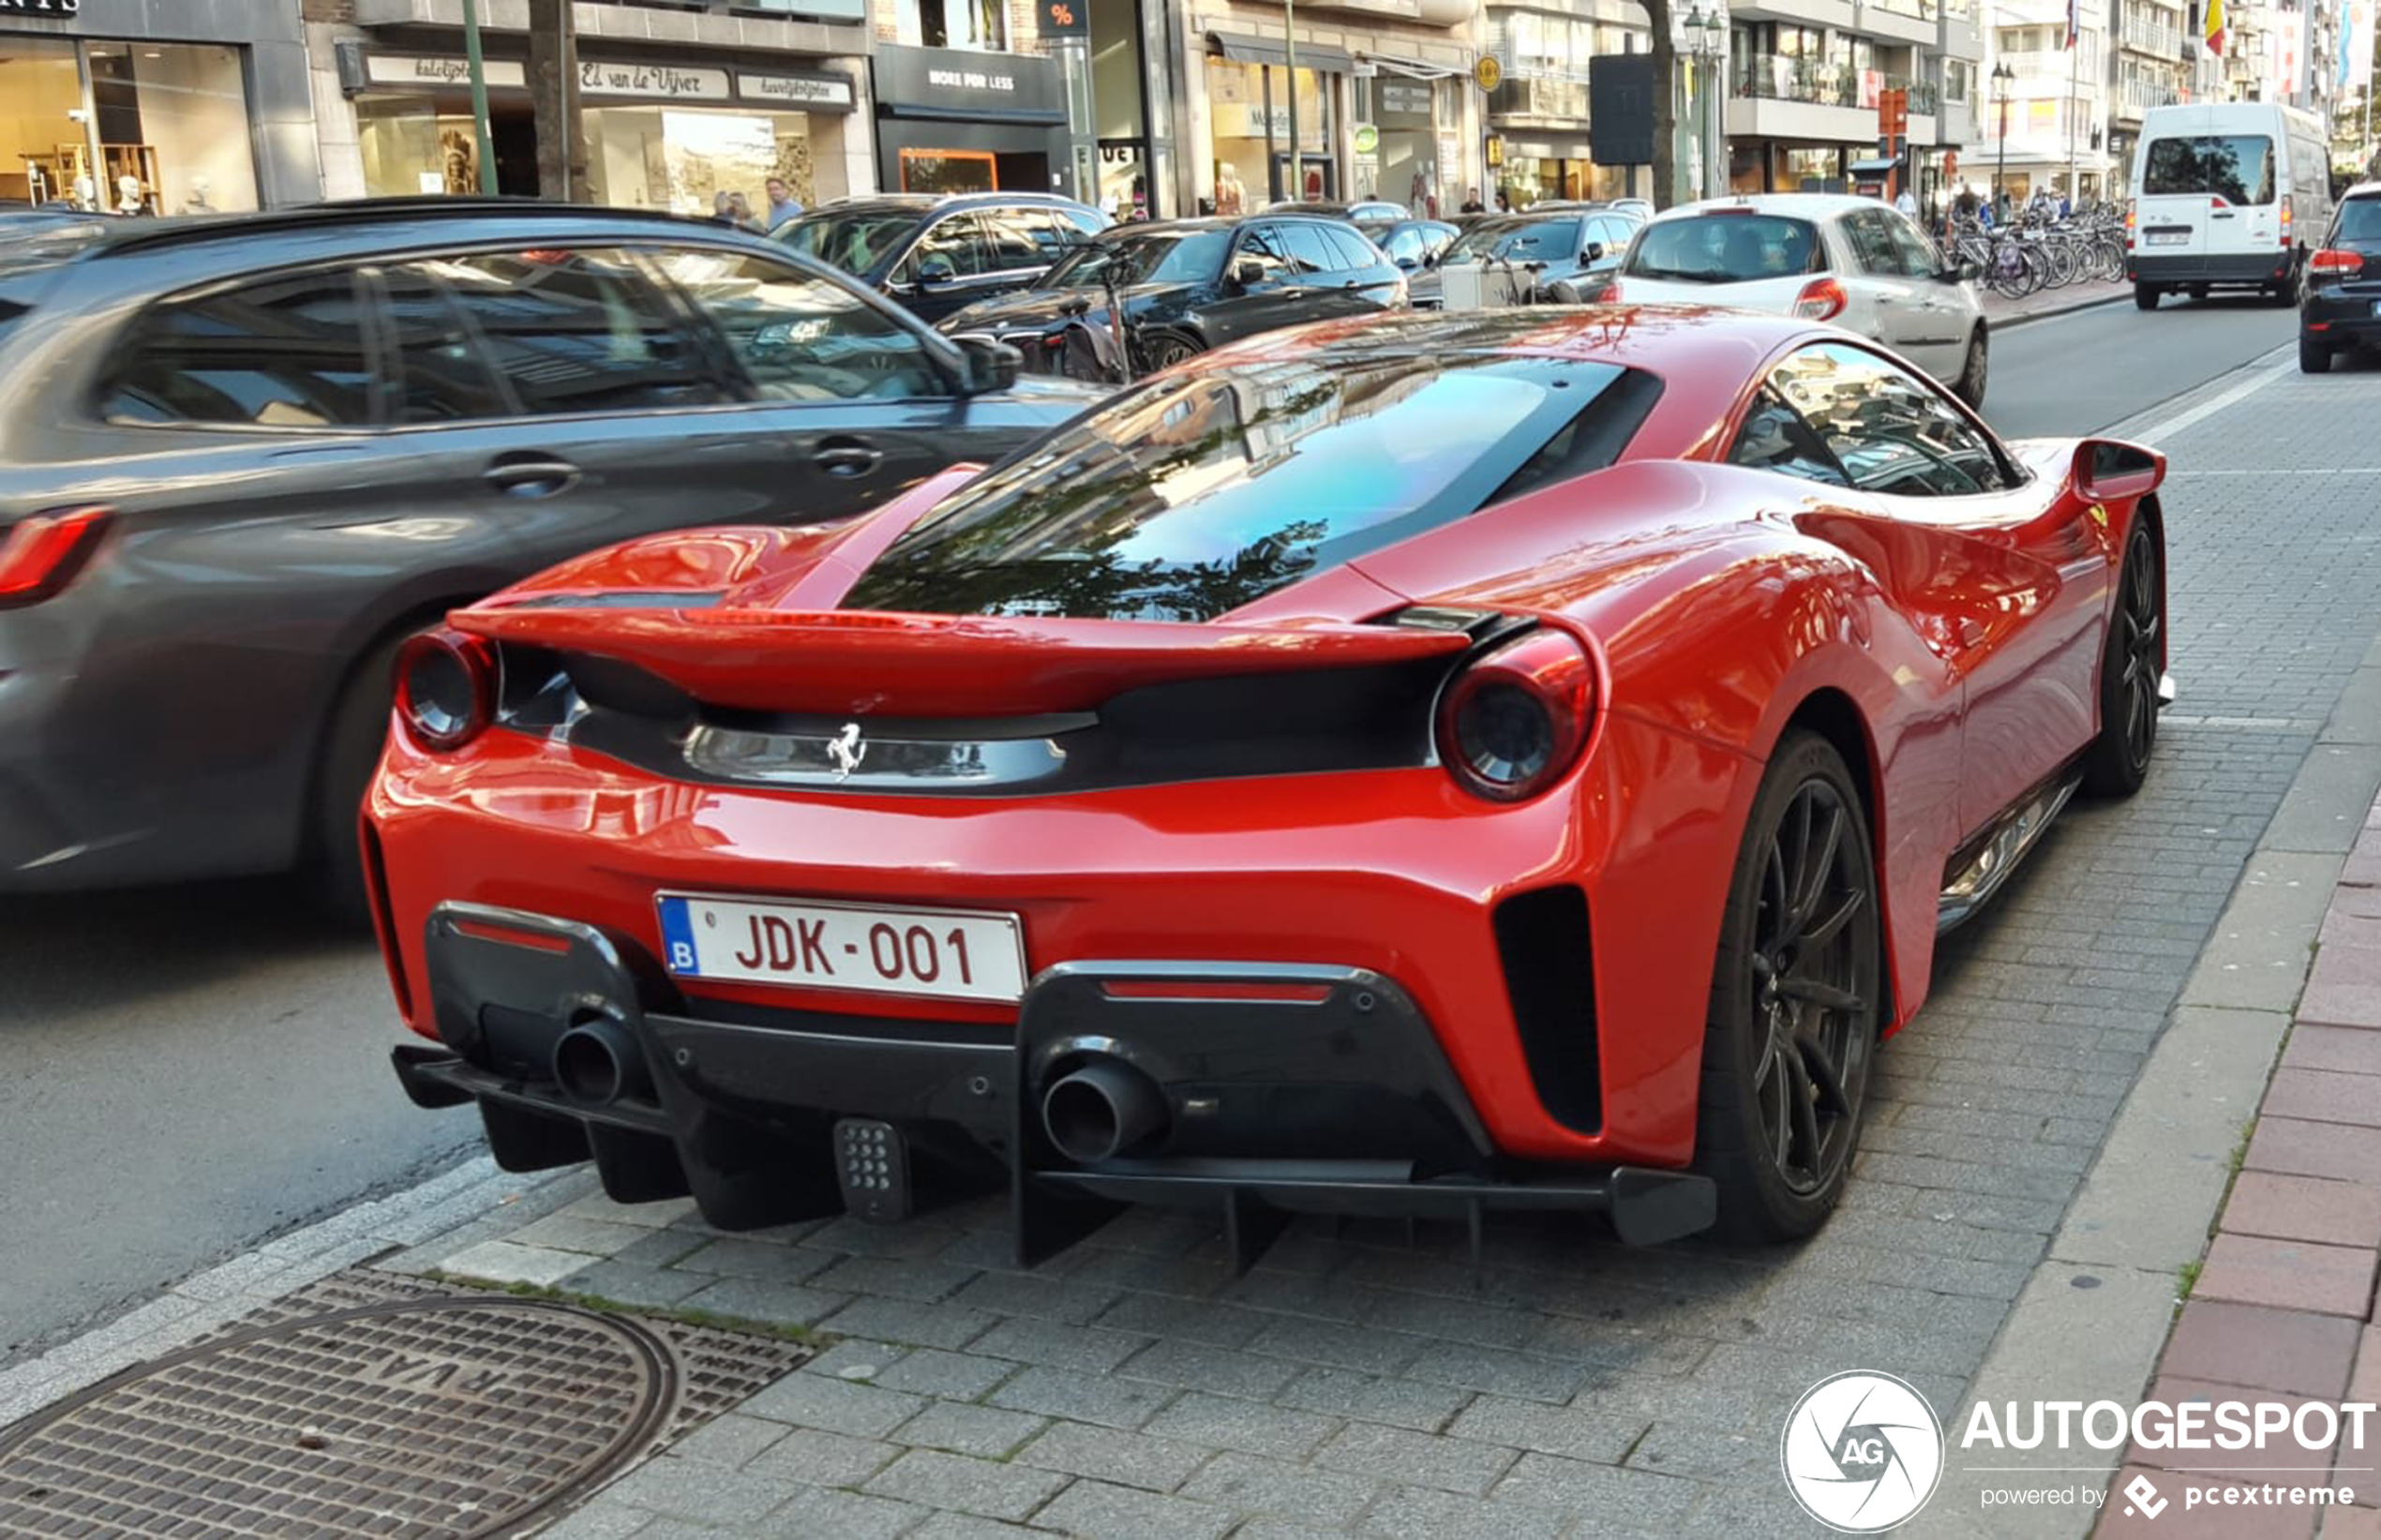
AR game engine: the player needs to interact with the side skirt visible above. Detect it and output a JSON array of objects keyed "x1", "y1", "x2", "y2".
[{"x1": 1937, "y1": 770, "x2": 2085, "y2": 934}]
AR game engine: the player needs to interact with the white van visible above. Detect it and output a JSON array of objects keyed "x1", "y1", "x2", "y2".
[{"x1": 2128, "y1": 100, "x2": 2332, "y2": 308}]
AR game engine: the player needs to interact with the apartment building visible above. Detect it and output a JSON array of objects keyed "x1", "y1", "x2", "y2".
[
  {"x1": 1726, "y1": 0, "x2": 1985, "y2": 204},
  {"x1": 1982, "y1": 0, "x2": 2111, "y2": 200}
]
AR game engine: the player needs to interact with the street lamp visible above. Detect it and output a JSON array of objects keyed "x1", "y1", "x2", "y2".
[
  {"x1": 1992, "y1": 59, "x2": 2015, "y2": 209},
  {"x1": 1682, "y1": 5, "x2": 1727, "y2": 200}
]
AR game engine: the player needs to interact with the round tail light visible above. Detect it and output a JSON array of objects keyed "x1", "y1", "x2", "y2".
[
  {"x1": 396, "y1": 628, "x2": 496, "y2": 751},
  {"x1": 1435, "y1": 628, "x2": 1596, "y2": 802}
]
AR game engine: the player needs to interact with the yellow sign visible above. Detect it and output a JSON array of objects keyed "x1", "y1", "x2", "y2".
[
  {"x1": 1485, "y1": 135, "x2": 1504, "y2": 167},
  {"x1": 1474, "y1": 54, "x2": 1503, "y2": 92}
]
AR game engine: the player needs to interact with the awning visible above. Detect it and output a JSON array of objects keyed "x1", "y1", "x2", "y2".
[
  {"x1": 1359, "y1": 50, "x2": 1466, "y2": 79},
  {"x1": 1848, "y1": 157, "x2": 1904, "y2": 173},
  {"x1": 1205, "y1": 31, "x2": 1355, "y2": 73}
]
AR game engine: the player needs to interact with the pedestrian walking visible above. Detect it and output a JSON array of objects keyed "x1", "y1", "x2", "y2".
[
  {"x1": 1460, "y1": 186, "x2": 1485, "y2": 214},
  {"x1": 764, "y1": 177, "x2": 803, "y2": 229}
]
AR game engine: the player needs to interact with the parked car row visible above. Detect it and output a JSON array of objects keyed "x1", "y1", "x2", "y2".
[{"x1": 0, "y1": 187, "x2": 2000, "y2": 905}]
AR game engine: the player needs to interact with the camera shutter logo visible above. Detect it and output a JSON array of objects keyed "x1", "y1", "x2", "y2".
[{"x1": 1780, "y1": 1370, "x2": 1945, "y2": 1532}]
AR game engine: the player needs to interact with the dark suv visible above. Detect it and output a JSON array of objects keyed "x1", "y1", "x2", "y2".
[
  {"x1": 2299, "y1": 181, "x2": 2381, "y2": 372},
  {"x1": 936, "y1": 215, "x2": 1406, "y2": 373},
  {"x1": 775, "y1": 193, "x2": 1110, "y2": 323},
  {"x1": 0, "y1": 199, "x2": 1100, "y2": 898}
]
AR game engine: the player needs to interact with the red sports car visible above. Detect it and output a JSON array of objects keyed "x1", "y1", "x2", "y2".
[{"x1": 369, "y1": 307, "x2": 2169, "y2": 1264}]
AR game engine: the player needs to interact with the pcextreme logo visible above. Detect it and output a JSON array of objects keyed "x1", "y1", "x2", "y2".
[{"x1": 1780, "y1": 1370, "x2": 1946, "y2": 1532}]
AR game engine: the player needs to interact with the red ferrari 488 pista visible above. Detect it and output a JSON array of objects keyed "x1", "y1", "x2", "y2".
[{"x1": 367, "y1": 307, "x2": 2168, "y2": 1263}]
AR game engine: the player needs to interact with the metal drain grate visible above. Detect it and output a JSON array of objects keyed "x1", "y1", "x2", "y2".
[{"x1": 0, "y1": 1269, "x2": 810, "y2": 1538}]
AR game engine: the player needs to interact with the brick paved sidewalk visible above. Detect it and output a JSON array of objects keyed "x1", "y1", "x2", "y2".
[{"x1": 2098, "y1": 793, "x2": 2381, "y2": 1540}]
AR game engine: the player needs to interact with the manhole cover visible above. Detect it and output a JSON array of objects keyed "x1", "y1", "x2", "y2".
[{"x1": 0, "y1": 1276, "x2": 798, "y2": 1538}]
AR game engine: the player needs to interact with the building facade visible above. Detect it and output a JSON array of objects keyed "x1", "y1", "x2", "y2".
[
  {"x1": 1982, "y1": 0, "x2": 2112, "y2": 201},
  {"x1": 1725, "y1": 0, "x2": 1984, "y2": 214},
  {"x1": 2, "y1": 0, "x2": 317, "y2": 214},
  {"x1": 307, "y1": 0, "x2": 872, "y2": 213},
  {"x1": 1176, "y1": 0, "x2": 1487, "y2": 217},
  {"x1": 1482, "y1": 0, "x2": 1647, "y2": 205}
]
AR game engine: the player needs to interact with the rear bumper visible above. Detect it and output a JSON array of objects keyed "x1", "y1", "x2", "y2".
[
  {"x1": 2128, "y1": 250, "x2": 2293, "y2": 285},
  {"x1": 2301, "y1": 290, "x2": 2381, "y2": 344},
  {"x1": 391, "y1": 902, "x2": 1715, "y2": 1263}
]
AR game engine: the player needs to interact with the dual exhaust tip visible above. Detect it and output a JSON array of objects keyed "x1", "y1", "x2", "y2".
[
  {"x1": 551, "y1": 1019, "x2": 1168, "y2": 1169},
  {"x1": 1042, "y1": 1058, "x2": 1169, "y2": 1165}
]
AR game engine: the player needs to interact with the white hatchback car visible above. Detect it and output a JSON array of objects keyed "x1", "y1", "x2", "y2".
[{"x1": 1612, "y1": 194, "x2": 1989, "y2": 406}]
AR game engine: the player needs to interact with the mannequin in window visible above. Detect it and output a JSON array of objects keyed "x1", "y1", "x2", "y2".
[{"x1": 1215, "y1": 162, "x2": 1245, "y2": 217}]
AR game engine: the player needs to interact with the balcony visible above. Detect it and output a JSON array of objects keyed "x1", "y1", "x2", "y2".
[
  {"x1": 2119, "y1": 20, "x2": 2182, "y2": 55},
  {"x1": 1730, "y1": 53, "x2": 1940, "y2": 142},
  {"x1": 1736, "y1": 53, "x2": 1939, "y2": 112}
]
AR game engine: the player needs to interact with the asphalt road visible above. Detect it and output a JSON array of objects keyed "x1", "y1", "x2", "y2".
[
  {"x1": 0, "y1": 292, "x2": 2305, "y2": 1368},
  {"x1": 1983, "y1": 291, "x2": 2296, "y2": 440}
]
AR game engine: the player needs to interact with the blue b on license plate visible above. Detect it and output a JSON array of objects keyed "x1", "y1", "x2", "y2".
[{"x1": 655, "y1": 892, "x2": 1027, "y2": 1003}]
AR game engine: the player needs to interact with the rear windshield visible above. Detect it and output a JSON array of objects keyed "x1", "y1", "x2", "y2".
[
  {"x1": 2143, "y1": 135, "x2": 2275, "y2": 204},
  {"x1": 2340, "y1": 198, "x2": 2381, "y2": 241},
  {"x1": 1624, "y1": 215, "x2": 1824, "y2": 281},
  {"x1": 844, "y1": 354, "x2": 1659, "y2": 623}
]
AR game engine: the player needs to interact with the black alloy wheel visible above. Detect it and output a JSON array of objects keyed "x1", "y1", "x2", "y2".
[
  {"x1": 1697, "y1": 731, "x2": 1882, "y2": 1241},
  {"x1": 1142, "y1": 333, "x2": 1202, "y2": 371},
  {"x1": 2081, "y1": 520, "x2": 2164, "y2": 797}
]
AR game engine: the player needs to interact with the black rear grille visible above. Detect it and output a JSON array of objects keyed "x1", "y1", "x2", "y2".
[
  {"x1": 1492, "y1": 885, "x2": 1602, "y2": 1134},
  {"x1": 499, "y1": 646, "x2": 1449, "y2": 796}
]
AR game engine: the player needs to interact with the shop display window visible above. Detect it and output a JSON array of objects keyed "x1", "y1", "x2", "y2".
[{"x1": 2, "y1": 37, "x2": 256, "y2": 214}]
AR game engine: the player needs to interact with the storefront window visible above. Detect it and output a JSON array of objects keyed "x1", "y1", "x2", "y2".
[
  {"x1": 899, "y1": 146, "x2": 996, "y2": 192},
  {"x1": 1205, "y1": 57, "x2": 1330, "y2": 206},
  {"x1": 586, "y1": 107, "x2": 816, "y2": 213},
  {"x1": 0, "y1": 39, "x2": 257, "y2": 214},
  {"x1": 0, "y1": 37, "x2": 82, "y2": 205},
  {"x1": 895, "y1": 0, "x2": 1007, "y2": 51}
]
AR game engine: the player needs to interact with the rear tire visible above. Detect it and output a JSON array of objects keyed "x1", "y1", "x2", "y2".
[
  {"x1": 2134, "y1": 283, "x2": 2161, "y2": 310},
  {"x1": 1954, "y1": 326, "x2": 1988, "y2": 409},
  {"x1": 1139, "y1": 332, "x2": 1204, "y2": 371},
  {"x1": 2080, "y1": 519, "x2": 2164, "y2": 799},
  {"x1": 311, "y1": 635, "x2": 406, "y2": 924},
  {"x1": 1696, "y1": 730, "x2": 1882, "y2": 1243},
  {"x1": 2300, "y1": 334, "x2": 2333, "y2": 373}
]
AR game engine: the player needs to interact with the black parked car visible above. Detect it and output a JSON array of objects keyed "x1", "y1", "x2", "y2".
[
  {"x1": 775, "y1": 193, "x2": 1110, "y2": 323},
  {"x1": 0, "y1": 199, "x2": 1101, "y2": 899},
  {"x1": 936, "y1": 215, "x2": 1406, "y2": 373},
  {"x1": 1407, "y1": 206, "x2": 1642, "y2": 308},
  {"x1": 2299, "y1": 181, "x2": 2381, "y2": 372}
]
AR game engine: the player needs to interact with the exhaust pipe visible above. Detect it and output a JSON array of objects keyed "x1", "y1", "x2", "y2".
[
  {"x1": 1041, "y1": 1058, "x2": 1170, "y2": 1164},
  {"x1": 552, "y1": 1016, "x2": 651, "y2": 1107}
]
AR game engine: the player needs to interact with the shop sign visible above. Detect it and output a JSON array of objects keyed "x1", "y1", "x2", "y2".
[
  {"x1": 1036, "y1": 0, "x2": 1089, "y2": 37},
  {"x1": 0, "y1": 0, "x2": 82, "y2": 15},
  {"x1": 1473, "y1": 54, "x2": 1503, "y2": 91},
  {"x1": 739, "y1": 69, "x2": 856, "y2": 111},
  {"x1": 367, "y1": 55, "x2": 528, "y2": 90},
  {"x1": 874, "y1": 43, "x2": 1064, "y2": 114},
  {"x1": 1353, "y1": 124, "x2": 1381, "y2": 154},
  {"x1": 1379, "y1": 81, "x2": 1434, "y2": 118},
  {"x1": 577, "y1": 61, "x2": 731, "y2": 101}
]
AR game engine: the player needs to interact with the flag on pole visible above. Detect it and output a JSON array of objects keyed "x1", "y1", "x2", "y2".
[
  {"x1": 2205, "y1": 0, "x2": 2226, "y2": 55},
  {"x1": 2065, "y1": 0, "x2": 2079, "y2": 47}
]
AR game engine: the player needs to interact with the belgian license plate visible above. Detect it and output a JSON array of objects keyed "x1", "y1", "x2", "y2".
[
  {"x1": 2146, "y1": 231, "x2": 2189, "y2": 247},
  {"x1": 656, "y1": 892, "x2": 1027, "y2": 1004}
]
